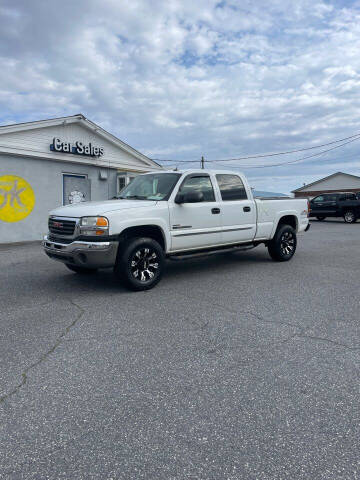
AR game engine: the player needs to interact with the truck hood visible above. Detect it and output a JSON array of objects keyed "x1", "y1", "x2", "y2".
[{"x1": 50, "y1": 199, "x2": 157, "y2": 217}]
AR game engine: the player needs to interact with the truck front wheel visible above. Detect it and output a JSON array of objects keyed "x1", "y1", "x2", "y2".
[
  {"x1": 114, "y1": 237, "x2": 165, "y2": 291},
  {"x1": 268, "y1": 225, "x2": 297, "y2": 262}
]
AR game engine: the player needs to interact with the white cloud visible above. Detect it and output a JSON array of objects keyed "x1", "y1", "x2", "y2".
[{"x1": 1, "y1": 0, "x2": 360, "y2": 193}]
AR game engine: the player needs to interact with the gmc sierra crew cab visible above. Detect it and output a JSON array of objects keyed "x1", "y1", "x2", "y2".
[{"x1": 43, "y1": 170, "x2": 310, "y2": 290}]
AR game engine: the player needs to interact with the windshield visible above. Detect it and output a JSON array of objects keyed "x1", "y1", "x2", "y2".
[{"x1": 118, "y1": 173, "x2": 181, "y2": 201}]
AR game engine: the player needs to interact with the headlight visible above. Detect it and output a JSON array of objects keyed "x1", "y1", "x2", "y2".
[
  {"x1": 80, "y1": 216, "x2": 109, "y2": 236},
  {"x1": 81, "y1": 216, "x2": 108, "y2": 227}
]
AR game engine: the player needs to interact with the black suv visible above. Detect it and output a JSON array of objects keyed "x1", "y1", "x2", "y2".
[{"x1": 310, "y1": 192, "x2": 360, "y2": 223}]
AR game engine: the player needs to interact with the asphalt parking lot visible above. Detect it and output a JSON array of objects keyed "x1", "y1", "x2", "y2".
[{"x1": 1, "y1": 219, "x2": 360, "y2": 480}]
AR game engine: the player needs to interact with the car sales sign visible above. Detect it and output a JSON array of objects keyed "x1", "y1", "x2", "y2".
[{"x1": 50, "y1": 138, "x2": 104, "y2": 157}]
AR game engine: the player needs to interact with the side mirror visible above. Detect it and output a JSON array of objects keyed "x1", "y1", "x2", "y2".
[
  {"x1": 175, "y1": 191, "x2": 204, "y2": 204},
  {"x1": 175, "y1": 193, "x2": 184, "y2": 204}
]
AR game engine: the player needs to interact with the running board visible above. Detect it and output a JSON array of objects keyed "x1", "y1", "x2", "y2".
[{"x1": 168, "y1": 244, "x2": 256, "y2": 261}]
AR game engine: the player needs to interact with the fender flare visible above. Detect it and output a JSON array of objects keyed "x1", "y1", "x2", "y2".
[
  {"x1": 116, "y1": 219, "x2": 170, "y2": 252},
  {"x1": 270, "y1": 211, "x2": 299, "y2": 238}
]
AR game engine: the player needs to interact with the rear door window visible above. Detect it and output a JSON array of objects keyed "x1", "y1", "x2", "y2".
[
  {"x1": 339, "y1": 193, "x2": 356, "y2": 201},
  {"x1": 216, "y1": 174, "x2": 247, "y2": 201}
]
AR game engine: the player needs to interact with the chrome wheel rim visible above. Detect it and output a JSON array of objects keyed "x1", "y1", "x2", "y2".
[
  {"x1": 280, "y1": 231, "x2": 295, "y2": 256},
  {"x1": 130, "y1": 247, "x2": 159, "y2": 282},
  {"x1": 345, "y1": 212, "x2": 354, "y2": 222}
]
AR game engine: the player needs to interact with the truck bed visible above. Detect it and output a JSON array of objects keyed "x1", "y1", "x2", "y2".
[{"x1": 254, "y1": 197, "x2": 309, "y2": 239}]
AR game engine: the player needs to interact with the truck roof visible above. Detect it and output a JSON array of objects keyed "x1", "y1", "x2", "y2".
[
  {"x1": 145, "y1": 169, "x2": 246, "y2": 176},
  {"x1": 320, "y1": 191, "x2": 356, "y2": 195}
]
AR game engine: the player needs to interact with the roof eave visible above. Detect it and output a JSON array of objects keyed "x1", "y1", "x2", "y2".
[
  {"x1": 0, "y1": 114, "x2": 163, "y2": 170},
  {"x1": 78, "y1": 116, "x2": 161, "y2": 169},
  {"x1": 292, "y1": 171, "x2": 345, "y2": 192}
]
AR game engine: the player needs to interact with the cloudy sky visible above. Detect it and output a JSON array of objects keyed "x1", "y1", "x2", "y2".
[{"x1": 1, "y1": 0, "x2": 360, "y2": 193}]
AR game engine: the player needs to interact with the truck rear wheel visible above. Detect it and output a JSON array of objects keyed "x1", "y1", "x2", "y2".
[
  {"x1": 268, "y1": 225, "x2": 297, "y2": 262},
  {"x1": 114, "y1": 237, "x2": 165, "y2": 291},
  {"x1": 344, "y1": 210, "x2": 357, "y2": 223}
]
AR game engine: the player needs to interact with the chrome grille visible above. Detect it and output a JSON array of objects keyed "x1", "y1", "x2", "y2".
[
  {"x1": 48, "y1": 234, "x2": 74, "y2": 244},
  {"x1": 48, "y1": 217, "x2": 76, "y2": 236}
]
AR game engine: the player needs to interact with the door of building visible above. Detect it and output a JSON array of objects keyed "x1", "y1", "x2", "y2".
[{"x1": 63, "y1": 174, "x2": 91, "y2": 205}]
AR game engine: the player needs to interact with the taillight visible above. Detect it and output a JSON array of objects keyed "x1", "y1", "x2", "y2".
[{"x1": 307, "y1": 200, "x2": 310, "y2": 217}]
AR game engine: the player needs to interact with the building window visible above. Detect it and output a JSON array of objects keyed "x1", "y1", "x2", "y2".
[
  {"x1": 118, "y1": 176, "x2": 126, "y2": 192},
  {"x1": 117, "y1": 173, "x2": 138, "y2": 194}
]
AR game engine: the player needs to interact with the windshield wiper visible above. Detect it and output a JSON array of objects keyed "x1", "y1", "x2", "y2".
[{"x1": 118, "y1": 195, "x2": 149, "y2": 200}]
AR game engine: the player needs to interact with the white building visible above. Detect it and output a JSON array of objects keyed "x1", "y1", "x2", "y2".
[
  {"x1": 292, "y1": 172, "x2": 360, "y2": 199},
  {"x1": 0, "y1": 114, "x2": 162, "y2": 243}
]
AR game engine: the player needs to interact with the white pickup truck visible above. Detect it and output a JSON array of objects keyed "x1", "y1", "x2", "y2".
[{"x1": 43, "y1": 170, "x2": 310, "y2": 290}]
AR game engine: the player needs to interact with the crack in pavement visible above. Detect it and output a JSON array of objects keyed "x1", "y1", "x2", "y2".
[
  {"x1": 297, "y1": 334, "x2": 360, "y2": 352},
  {"x1": 175, "y1": 290, "x2": 305, "y2": 332},
  {"x1": 2, "y1": 289, "x2": 355, "y2": 408},
  {"x1": 185, "y1": 295, "x2": 360, "y2": 361},
  {"x1": 0, "y1": 299, "x2": 85, "y2": 405}
]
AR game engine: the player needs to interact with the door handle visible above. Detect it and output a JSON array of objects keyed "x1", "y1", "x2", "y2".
[
  {"x1": 243, "y1": 206, "x2": 251, "y2": 212},
  {"x1": 211, "y1": 208, "x2": 221, "y2": 214}
]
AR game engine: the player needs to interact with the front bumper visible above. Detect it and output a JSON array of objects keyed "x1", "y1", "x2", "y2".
[{"x1": 42, "y1": 235, "x2": 118, "y2": 269}]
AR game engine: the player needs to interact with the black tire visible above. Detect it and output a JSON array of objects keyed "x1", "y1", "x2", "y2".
[
  {"x1": 65, "y1": 264, "x2": 98, "y2": 274},
  {"x1": 268, "y1": 225, "x2": 297, "y2": 262},
  {"x1": 114, "y1": 237, "x2": 165, "y2": 291},
  {"x1": 316, "y1": 216, "x2": 326, "y2": 221},
  {"x1": 343, "y1": 210, "x2": 357, "y2": 223}
]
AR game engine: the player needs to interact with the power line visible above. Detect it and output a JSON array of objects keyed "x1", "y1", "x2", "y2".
[
  {"x1": 151, "y1": 132, "x2": 360, "y2": 164},
  {"x1": 207, "y1": 133, "x2": 360, "y2": 163},
  {"x1": 211, "y1": 136, "x2": 360, "y2": 169}
]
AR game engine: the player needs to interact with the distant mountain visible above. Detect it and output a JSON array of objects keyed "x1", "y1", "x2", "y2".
[{"x1": 253, "y1": 190, "x2": 288, "y2": 198}]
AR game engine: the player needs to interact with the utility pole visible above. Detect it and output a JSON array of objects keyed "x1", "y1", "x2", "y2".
[{"x1": 201, "y1": 156, "x2": 205, "y2": 169}]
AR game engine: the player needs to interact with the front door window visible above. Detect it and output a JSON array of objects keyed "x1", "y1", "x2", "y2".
[{"x1": 179, "y1": 176, "x2": 215, "y2": 202}]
